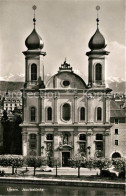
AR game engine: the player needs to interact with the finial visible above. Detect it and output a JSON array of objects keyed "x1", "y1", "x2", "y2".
[
  {"x1": 96, "y1": 5, "x2": 100, "y2": 28},
  {"x1": 32, "y1": 5, "x2": 37, "y2": 29},
  {"x1": 64, "y1": 57, "x2": 67, "y2": 63}
]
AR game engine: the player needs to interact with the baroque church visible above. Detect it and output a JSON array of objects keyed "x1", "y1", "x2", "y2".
[{"x1": 20, "y1": 7, "x2": 126, "y2": 166}]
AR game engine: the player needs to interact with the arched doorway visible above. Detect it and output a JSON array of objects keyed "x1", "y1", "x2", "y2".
[{"x1": 112, "y1": 152, "x2": 121, "y2": 158}]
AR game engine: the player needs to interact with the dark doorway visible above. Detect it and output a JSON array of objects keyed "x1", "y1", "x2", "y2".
[
  {"x1": 112, "y1": 152, "x2": 121, "y2": 158},
  {"x1": 62, "y1": 152, "x2": 70, "y2": 167}
]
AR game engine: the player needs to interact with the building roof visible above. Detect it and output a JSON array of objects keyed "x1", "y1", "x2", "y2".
[
  {"x1": 25, "y1": 28, "x2": 44, "y2": 50},
  {"x1": 110, "y1": 110, "x2": 126, "y2": 118},
  {"x1": 88, "y1": 27, "x2": 106, "y2": 50},
  {"x1": 110, "y1": 100, "x2": 126, "y2": 117},
  {"x1": 46, "y1": 60, "x2": 87, "y2": 89}
]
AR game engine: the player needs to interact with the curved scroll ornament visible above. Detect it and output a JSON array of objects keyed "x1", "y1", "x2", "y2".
[
  {"x1": 87, "y1": 132, "x2": 92, "y2": 136},
  {"x1": 104, "y1": 132, "x2": 110, "y2": 136}
]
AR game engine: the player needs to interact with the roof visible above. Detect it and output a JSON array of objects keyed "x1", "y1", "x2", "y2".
[
  {"x1": 25, "y1": 28, "x2": 44, "y2": 50},
  {"x1": 88, "y1": 27, "x2": 106, "y2": 50},
  {"x1": 46, "y1": 60, "x2": 87, "y2": 89},
  {"x1": 110, "y1": 110, "x2": 126, "y2": 118},
  {"x1": 110, "y1": 100, "x2": 126, "y2": 117}
]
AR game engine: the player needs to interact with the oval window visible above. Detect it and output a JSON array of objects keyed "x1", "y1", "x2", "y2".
[{"x1": 62, "y1": 80, "x2": 70, "y2": 87}]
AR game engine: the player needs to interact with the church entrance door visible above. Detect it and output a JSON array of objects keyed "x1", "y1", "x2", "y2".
[{"x1": 62, "y1": 152, "x2": 70, "y2": 167}]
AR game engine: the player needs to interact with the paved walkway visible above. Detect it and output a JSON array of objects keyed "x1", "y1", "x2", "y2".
[
  {"x1": 0, "y1": 166, "x2": 100, "y2": 176},
  {"x1": 0, "y1": 167, "x2": 125, "y2": 189}
]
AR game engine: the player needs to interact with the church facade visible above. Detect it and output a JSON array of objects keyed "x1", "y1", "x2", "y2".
[{"x1": 20, "y1": 9, "x2": 126, "y2": 166}]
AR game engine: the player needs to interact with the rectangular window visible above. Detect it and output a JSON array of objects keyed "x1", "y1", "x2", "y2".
[
  {"x1": 30, "y1": 134, "x2": 36, "y2": 140},
  {"x1": 30, "y1": 142, "x2": 36, "y2": 149},
  {"x1": 115, "y1": 119, "x2": 119, "y2": 124},
  {"x1": 29, "y1": 134, "x2": 36, "y2": 149},
  {"x1": 115, "y1": 140, "x2": 118, "y2": 146},
  {"x1": 95, "y1": 142, "x2": 103, "y2": 150},
  {"x1": 46, "y1": 134, "x2": 53, "y2": 140},
  {"x1": 115, "y1": 129, "x2": 118, "y2": 135}
]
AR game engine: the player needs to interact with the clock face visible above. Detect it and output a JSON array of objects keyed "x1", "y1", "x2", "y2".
[{"x1": 62, "y1": 80, "x2": 70, "y2": 87}]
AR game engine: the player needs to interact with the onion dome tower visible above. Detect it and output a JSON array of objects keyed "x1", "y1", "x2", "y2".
[
  {"x1": 86, "y1": 6, "x2": 109, "y2": 89},
  {"x1": 23, "y1": 5, "x2": 46, "y2": 88}
]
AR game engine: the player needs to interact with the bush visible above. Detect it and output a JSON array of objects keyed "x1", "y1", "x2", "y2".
[
  {"x1": 110, "y1": 172, "x2": 117, "y2": 179},
  {"x1": 112, "y1": 158, "x2": 125, "y2": 173},
  {"x1": 101, "y1": 169, "x2": 111, "y2": 177},
  {"x1": 86, "y1": 158, "x2": 112, "y2": 176},
  {"x1": 25, "y1": 156, "x2": 47, "y2": 176},
  {"x1": 0, "y1": 155, "x2": 24, "y2": 174},
  {"x1": 69, "y1": 153, "x2": 86, "y2": 168},
  {"x1": 118, "y1": 171, "x2": 125, "y2": 179}
]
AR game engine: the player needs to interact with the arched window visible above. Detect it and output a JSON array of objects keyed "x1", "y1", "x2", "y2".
[
  {"x1": 62, "y1": 103, "x2": 70, "y2": 121},
  {"x1": 31, "y1": 107, "x2": 36, "y2": 121},
  {"x1": 96, "y1": 134, "x2": 103, "y2": 140},
  {"x1": 79, "y1": 134, "x2": 86, "y2": 141},
  {"x1": 31, "y1": 64, "x2": 37, "y2": 81},
  {"x1": 47, "y1": 107, "x2": 52, "y2": 121},
  {"x1": 95, "y1": 63, "x2": 102, "y2": 81},
  {"x1": 80, "y1": 107, "x2": 85, "y2": 121},
  {"x1": 97, "y1": 107, "x2": 102, "y2": 121}
]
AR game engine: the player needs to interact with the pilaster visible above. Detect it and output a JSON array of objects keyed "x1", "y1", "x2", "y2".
[
  {"x1": 73, "y1": 128, "x2": 78, "y2": 155},
  {"x1": 22, "y1": 128, "x2": 28, "y2": 156},
  {"x1": 104, "y1": 130, "x2": 111, "y2": 158},
  {"x1": 54, "y1": 128, "x2": 59, "y2": 159},
  {"x1": 53, "y1": 96, "x2": 58, "y2": 124},
  {"x1": 73, "y1": 96, "x2": 78, "y2": 124},
  {"x1": 103, "y1": 96, "x2": 106, "y2": 124},
  {"x1": 85, "y1": 95, "x2": 88, "y2": 123},
  {"x1": 41, "y1": 128, "x2": 46, "y2": 156},
  {"x1": 37, "y1": 130, "x2": 41, "y2": 156},
  {"x1": 87, "y1": 129, "x2": 94, "y2": 159},
  {"x1": 41, "y1": 96, "x2": 45, "y2": 123}
]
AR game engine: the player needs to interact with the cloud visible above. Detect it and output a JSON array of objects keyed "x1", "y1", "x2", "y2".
[
  {"x1": 106, "y1": 41, "x2": 125, "y2": 80},
  {"x1": 106, "y1": 76, "x2": 125, "y2": 83},
  {"x1": 0, "y1": 73, "x2": 25, "y2": 81}
]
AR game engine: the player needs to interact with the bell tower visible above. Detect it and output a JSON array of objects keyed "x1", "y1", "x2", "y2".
[
  {"x1": 86, "y1": 6, "x2": 109, "y2": 88},
  {"x1": 23, "y1": 5, "x2": 46, "y2": 88}
]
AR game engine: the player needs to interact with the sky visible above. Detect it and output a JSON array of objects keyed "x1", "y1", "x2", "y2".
[{"x1": 0, "y1": 0, "x2": 125, "y2": 83}]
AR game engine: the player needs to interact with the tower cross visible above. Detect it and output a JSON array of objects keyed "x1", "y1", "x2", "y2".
[
  {"x1": 32, "y1": 5, "x2": 37, "y2": 29},
  {"x1": 96, "y1": 5, "x2": 100, "y2": 28}
]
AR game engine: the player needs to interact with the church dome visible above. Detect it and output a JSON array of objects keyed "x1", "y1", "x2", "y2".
[
  {"x1": 25, "y1": 28, "x2": 44, "y2": 50},
  {"x1": 88, "y1": 27, "x2": 106, "y2": 50}
]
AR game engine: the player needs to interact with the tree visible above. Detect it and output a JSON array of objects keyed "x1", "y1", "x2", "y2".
[
  {"x1": 0, "y1": 155, "x2": 24, "y2": 174},
  {"x1": 69, "y1": 153, "x2": 86, "y2": 177},
  {"x1": 11, "y1": 115, "x2": 22, "y2": 154},
  {"x1": 112, "y1": 158, "x2": 125, "y2": 173},
  {"x1": 86, "y1": 158, "x2": 112, "y2": 176},
  {"x1": 25, "y1": 156, "x2": 47, "y2": 176},
  {"x1": 1, "y1": 111, "x2": 22, "y2": 155},
  {"x1": 1, "y1": 111, "x2": 11, "y2": 154}
]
